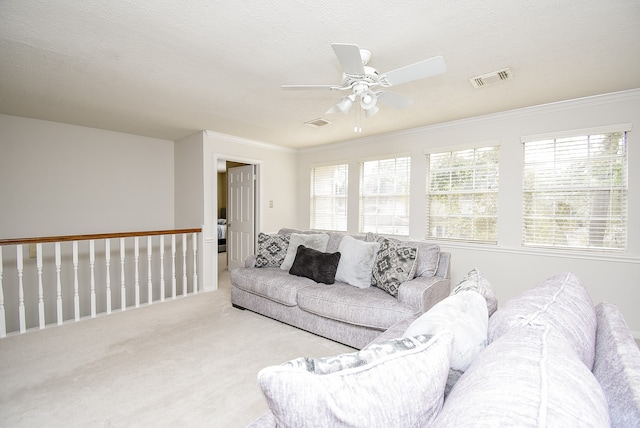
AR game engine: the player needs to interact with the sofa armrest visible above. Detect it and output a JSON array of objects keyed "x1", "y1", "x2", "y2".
[
  {"x1": 244, "y1": 255, "x2": 257, "y2": 268},
  {"x1": 397, "y1": 276, "x2": 450, "y2": 313}
]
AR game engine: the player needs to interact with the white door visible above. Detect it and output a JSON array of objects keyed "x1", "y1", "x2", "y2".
[{"x1": 227, "y1": 164, "x2": 256, "y2": 270}]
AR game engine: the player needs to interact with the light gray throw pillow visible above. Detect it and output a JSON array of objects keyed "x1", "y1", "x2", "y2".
[
  {"x1": 334, "y1": 235, "x2": 380, "y2": 288},
  {"x1": 404, "y1": 290, "x2": 488, "y2": 395},
  {"x1": 258, "y1": 332, "x2": 454, "y2": 428},
  {"x1": 280, "y1": 233, "x2": 329, "y2": 271}
]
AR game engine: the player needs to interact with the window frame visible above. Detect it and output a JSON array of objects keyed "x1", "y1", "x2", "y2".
[
  {"x1": 358, "y1": 154, "x2": 412, "y2": 236},
  {"x1": 309, "y1": 162, "x2": 349, "y2": 232},
  {"x1": 425, "y1": 142, "x2": 500, "y2": 244},
  {"x1": 521, "y1": 124, "x2": 630, "y2": 252}
]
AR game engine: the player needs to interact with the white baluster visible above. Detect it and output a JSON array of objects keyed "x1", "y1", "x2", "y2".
[
  {"x1": 159, "y1": 235, "x2": 165, "y2": 302},
  {"x1": 0, "y1": 246, "x2": 5, "y2": 338},
  {"x1": 171, "y1": 235, "x2": 176, "y2": 299},
  {"x1": 55, "y1": 242, "x2": 63, "y2": 325},
  {"x1": 120, "y1": 238, "x2": 126, "y2": 311},
  {"x1": 134, "y1": 237, "x2": 140, "y2": 308},
  {"x1": 73, "y1": 241, "x2": 79, "y2": 321},
  {"x1": 192, "y1": 232, "x2": 198, "y2": 294},
  {"x1": 36, "y1": 243, "x2": 45, "y2": 329},
  {"x1": 105, "y1": 239, "x2": 111, "y2": 314},
  {"x1": 147, "y1": 236, "x2": 153, "y2": 305},
  {"x1": 182, "y1": 233, "x2": 188, "y2": 296},
  {"x1": 17, "y1": 245, "x2": 25, "y2": 333},
  {"x1": 90, "y1": 240, "x2": 96, "y2": 318}
]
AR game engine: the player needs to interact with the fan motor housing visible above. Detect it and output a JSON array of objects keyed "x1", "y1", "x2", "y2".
[{"x1": 342, "y1": 66, "x2": 380, "y2": 91}]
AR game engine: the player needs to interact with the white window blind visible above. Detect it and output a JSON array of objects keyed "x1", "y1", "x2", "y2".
[
  {"x1": 310, "y1": 164, "x2": 348, "y2": 231},
  {"x1": 359, "y1": 156, "x2": 411, "y2": 236},
  {"x1": 426, "y1": 146, "x2": 499, "y2": 243},
  {"x1": 522, "y1": 131, "x2": 627, "y2": 251}
]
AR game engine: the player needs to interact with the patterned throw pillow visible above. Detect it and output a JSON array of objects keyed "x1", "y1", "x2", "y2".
[
  {"x1": 451, "y1": 268, "x2": 498, "y2": 316},
  {"x1": 257, "y1": 332, "x2": 454, "y2": 428},
  {"x1": 372, "y1": 238, "x2": 418, "y2": 297},
  {"x1": 255, "y1": 233, "x2": 290, "y2": 268}
]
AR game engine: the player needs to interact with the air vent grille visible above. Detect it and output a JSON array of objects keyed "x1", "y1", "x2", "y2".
[
  {"x1": 469, "y1": 67, "x2": 513, "y2": 88},
  {"x1": 305, "y1": 118, "x2": 331, "y2": 128}
]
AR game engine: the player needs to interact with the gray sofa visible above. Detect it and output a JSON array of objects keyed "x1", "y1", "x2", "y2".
[
  {"x1": 248, "y1": 270, "x2": 640, "y2": 427},
  {"x1": 231, "y1": 229, "x2": 451, "y2": 350}
]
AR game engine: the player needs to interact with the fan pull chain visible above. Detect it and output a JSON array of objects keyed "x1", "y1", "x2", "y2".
[{"x1": 354, "y1": 104, "x2": 363, "y2": 133}]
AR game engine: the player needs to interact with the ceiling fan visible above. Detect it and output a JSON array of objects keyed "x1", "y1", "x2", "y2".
[{"x1": 282, "y1": 43, "x2": 446, "y2": 118}]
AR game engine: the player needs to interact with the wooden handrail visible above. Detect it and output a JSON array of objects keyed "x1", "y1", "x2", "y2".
[{"x1": 0, "y1": 228, "x2": 202, "y2": 246}]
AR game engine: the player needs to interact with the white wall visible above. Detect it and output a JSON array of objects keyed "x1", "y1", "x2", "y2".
[
  {"x1": 0, "y1": 114, "x2": 175, "y2": 239},
  {"x1": 295, "y1": 89, "x2": 640, "y2": 337}
]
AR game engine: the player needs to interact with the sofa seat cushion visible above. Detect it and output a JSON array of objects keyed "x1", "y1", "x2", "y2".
[
  {"x1": 297, "y1": 282, "x2": 415, "y2": 330},
  {"x1": 231, "y1": 267, "x2": 314, "y2": 306}
]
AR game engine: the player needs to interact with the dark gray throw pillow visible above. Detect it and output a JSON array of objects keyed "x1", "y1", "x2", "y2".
[{"x1": 289, "y1": 245, "x2": 341, "y2": 285}]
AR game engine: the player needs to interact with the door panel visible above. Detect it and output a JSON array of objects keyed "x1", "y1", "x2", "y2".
[{"x1": 227, "y1": 164, "x2": 255, "y2": 270}]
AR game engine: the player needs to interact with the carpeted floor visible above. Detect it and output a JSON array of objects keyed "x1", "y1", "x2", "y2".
[{"x1": 0, "y1": 253, "x2": 353, "y2": 427}]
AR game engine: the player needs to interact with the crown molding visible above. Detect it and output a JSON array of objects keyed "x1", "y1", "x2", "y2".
[
  {"x1": 298, "y1": 88, "x2": 640, "y2": 154},
  {"x1": 204, "y1": 130, "x2": 296, "y2": 154}
]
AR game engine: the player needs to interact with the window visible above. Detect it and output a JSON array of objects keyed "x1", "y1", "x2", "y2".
[
  {"x1": 359, "y1": 156, "x2": 411, "y2": 236},
  {"x1": 310, "y1": 164, "x2": 348, "y2": 231},
  {"x1": 522, "y1": 129, "x2": 628, "y2": 251},
  {"x1": 426, "y1": 145, "x2": 499, "y2": 243}
]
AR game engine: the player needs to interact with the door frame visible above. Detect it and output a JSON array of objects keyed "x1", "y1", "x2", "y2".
[{"x1": 212, "y1": 154, "x2": 261, "y2": 286}]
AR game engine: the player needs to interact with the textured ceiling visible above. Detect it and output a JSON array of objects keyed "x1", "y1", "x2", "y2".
[{"x1": 1, "y1": 0, "x2": 639, "y2": 149}]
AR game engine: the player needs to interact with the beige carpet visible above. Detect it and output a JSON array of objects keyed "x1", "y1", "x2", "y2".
[{"x1": 0, "y1": 253, "x2": 353, "y2": 427}]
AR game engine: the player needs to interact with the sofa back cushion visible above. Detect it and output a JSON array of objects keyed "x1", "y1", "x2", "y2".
[
  {"x1": 433, "y1": 324, "x2": 610, "y2": 427},
  {"x1": 258, "y1": 332, "x2": 453, "y2": 428},
  {"x1": 593, "y1": 302, "x2": 640, "y2": 428},
  {"x1": 488, "y1": 272, "x2": 596, "y2": 370}
]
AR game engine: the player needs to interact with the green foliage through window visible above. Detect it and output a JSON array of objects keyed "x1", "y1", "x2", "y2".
[
  {"x1": 426, "y1": 146, "x2": 499, "y2": 243},
  {"x1": 522, "y1": 132, "x2": 627, "y2": 251}
]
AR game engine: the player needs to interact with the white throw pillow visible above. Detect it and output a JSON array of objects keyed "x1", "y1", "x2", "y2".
[
  {"x1": 258, "y1": 332, "x2": 454, "y2": 428},
  {"x1": 334, "y1": 235, "x2": 380, "y2": 288},
  {"x1": 404, "y1": 290, "x2": 488, "y2": 394},
  {"x1": 280, "y1": 233, "x2": 329, "y2": 271}
]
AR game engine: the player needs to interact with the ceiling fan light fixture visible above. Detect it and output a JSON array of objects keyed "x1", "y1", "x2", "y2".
[
  {"x1": 365, "y1": 105, "x2": 379, "y2": 117},
  {"x1": 360, "y1": 90, "x2": 377, "y2": 110},
  {"x1": 337, "y1": 94, "x2": 355, "y2": 114}
]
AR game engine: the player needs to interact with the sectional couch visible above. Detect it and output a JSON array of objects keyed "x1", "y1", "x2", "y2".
[
  {"x1": 248, "y1": 268, "x2": 640, "y2": 427},
  {"x1": 231, "y1": 228, "x2": 451, "y2": 349}
]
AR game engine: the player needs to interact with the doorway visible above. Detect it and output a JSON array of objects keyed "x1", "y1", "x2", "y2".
[{"x1": 215, "y1": 158, "x2": 260, "y2": 275}]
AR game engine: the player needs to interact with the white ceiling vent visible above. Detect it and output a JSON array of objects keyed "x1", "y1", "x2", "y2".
[
  {"x1": 469, "y1": 68, "x2": 513, "y2": 88},
  {"x1": 305, "y1": 118, "x2": 331, "y2": 128}
]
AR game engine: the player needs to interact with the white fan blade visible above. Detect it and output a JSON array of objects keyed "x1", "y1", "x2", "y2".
[
  {"x1": 281, "y1": 84, "x2": 342, "y2": 90},
  {"x1": 382, "y1": 56, "x2": 446, "y2": 86},
  {"x1": 332, "y1": 43, "x2": 365, "y2": 75},
  {"x1": 377, "y1": 91, "x2": 414, "y2": 109}
]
